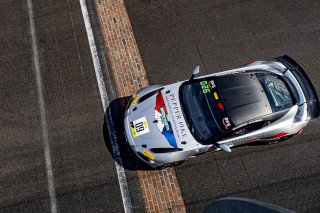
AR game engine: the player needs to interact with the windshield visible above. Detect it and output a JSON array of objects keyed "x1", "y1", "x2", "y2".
[{"x1": 179, "y1": 78, "x2": 234, "y2": 143}]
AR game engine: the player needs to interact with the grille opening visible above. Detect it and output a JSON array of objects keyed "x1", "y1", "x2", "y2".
[{"x1": 150, "y1": 148, "x2": 183, "y2": 153}]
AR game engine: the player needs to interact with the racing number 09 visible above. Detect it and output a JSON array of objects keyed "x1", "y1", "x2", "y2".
[{"x1": 135, "y1": 122, "x2": 144, "y2": 132}]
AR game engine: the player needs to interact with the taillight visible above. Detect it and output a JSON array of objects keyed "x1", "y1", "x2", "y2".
[{"x1": 243, "y1": 61, "x2": 254, "y2": 66}]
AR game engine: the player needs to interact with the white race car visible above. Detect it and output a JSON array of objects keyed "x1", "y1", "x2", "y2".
[{"x1": 124, "y1": 55, "x2": 319, "y2": 168}]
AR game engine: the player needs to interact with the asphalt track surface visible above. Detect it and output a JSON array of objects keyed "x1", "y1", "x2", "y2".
[
  {"x1": 125, "y1": 0, "x2": 320, "y2": 212},
  {"x1": 0, "y1": 0, "x2": 147, "y2": 212},
  {"x1": 2, "y1": 0, "x2": 320, "y2": 213}
]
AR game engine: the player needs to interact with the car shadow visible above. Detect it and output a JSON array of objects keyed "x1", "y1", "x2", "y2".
[
  {"x1": 242, "y1": 141, "x2": 269, "y2": 147},
  {"x1": 103, "y1": 96, "x2": 158, "y2": 171}
]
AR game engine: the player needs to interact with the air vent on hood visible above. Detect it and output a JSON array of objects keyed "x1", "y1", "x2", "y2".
[
  {"x1": 138, "y1": 88, "x2": 163, "y2": 104},
  {"x1": 150, "y1": 148, "x2": 183, "y2": 153}
]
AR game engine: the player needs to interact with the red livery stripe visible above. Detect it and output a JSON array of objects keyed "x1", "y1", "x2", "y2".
[
  {"x1": 246, "y1": 138, "x2": 258, "y2": 143},
  {"x1": 270, "y1": 132, "x2": 289, "y2": 139}
]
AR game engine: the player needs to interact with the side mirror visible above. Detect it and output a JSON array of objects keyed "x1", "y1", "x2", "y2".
[{"x1": 190, "y1": 65, "x2": 200, "y2": 80}]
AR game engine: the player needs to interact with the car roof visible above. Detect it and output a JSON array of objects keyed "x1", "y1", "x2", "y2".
[{"x1": 216, "y1": 72, "x2": 273, "y2": 126}]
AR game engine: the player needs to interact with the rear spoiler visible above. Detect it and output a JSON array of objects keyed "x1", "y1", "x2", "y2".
[{"x1": 275, "y1": 55, "x2": 319, "y2": 119}]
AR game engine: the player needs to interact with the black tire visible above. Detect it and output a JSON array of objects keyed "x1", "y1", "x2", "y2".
[
  {"x1": 268, "y1": 135, "x2": 293, "y2": 145},
  {"x1": 161, "y1": 161, "x2": 185, "y2": 168}
]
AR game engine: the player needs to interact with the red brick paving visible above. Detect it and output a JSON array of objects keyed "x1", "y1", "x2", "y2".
[
  {"x1": 137, "y1": 168, "x2": 185, "y2": 212},
  {"x1": 94, "y1": 0, "x2": 186, "y2": 212}
]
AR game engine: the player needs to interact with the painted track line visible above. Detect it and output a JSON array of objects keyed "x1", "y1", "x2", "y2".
[
  {"x1": 26, "y1": 0, "x2": 57, "y2": 212},
  {"x1": 79, "y1": 0, "x2": 133, "y2": 212}
]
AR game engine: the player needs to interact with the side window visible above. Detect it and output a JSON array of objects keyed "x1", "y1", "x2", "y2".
[
  {"x1": 210, "y1": 121, "x2": 266, "y2": 144},
  {"x1": 207, "y1": 120, "x2": 269, "y2": 145},
  {"x1": 231, "y1": 121, "x2": 266, "y2": 136}
]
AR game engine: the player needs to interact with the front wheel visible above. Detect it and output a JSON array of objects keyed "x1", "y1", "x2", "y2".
[{"x1": 161, "y1": 161, "x2": 185, "y2": 168}]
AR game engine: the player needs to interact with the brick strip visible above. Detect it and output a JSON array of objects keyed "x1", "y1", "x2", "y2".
[
  {"x1": 94, "y1": 0, "x2": 186, "y2": 212},
  {"x1": 137, "y1": 168, "x2": 185, "y2": 212}
]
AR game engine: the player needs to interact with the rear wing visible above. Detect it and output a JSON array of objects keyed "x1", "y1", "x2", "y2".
[{"x1": 275, "y1": 55, "x2": 319, "y2": 119}]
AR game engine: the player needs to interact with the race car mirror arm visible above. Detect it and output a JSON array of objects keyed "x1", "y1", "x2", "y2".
[
  {"x1": 190, "y1": 65, "x2": 200, "y2": 81},
  {"x1": 213, "y1": 142, "x2": 232, "y2": 153}
]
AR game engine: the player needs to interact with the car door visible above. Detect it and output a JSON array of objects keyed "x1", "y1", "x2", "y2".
[{"x1": 218, "y1": 121, "x2": 267, "y2": 148}]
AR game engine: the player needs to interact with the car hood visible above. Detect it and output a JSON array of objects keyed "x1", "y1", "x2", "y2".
[{"x1": 126, "y1": 82, "x2": 197, "y2": 150}]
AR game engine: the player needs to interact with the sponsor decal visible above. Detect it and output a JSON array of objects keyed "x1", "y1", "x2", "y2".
[
  {"x1": 160, "y1": 107, "x2": 170, "y2": 131},
  {"x1": 208, "y1": 80, "x2": 216, "y2": 89},
  {"x1": 222, "y1": 117, "x2": 231, "y2": 129},
  {"x1": 130, "y1": 117, "x2": 150, "y2": 138},
  {"x1": 130, "y1": 125, "x2": 137, "y2": 138},
  {"x1": 143, "y1": 150, "x2": 155, "y2": 160},
  {"x1": 131, "y1": 94, "x2": 139, "y2": 106},
  {"x1": 217, "y1": 102, "x2": 224, "y2": 112},
  {"x1": 224, "y1": 136, "x2": 252, "y2": 147},
  {"x1": 155, "y1": 92, "x2": 178, "y2": 148},
  {"x1": 213, "y1": 92, "x2": 219, "y2": 100},
  {"x1": 166, "y1": 94, "x2": 188, "y2": 139}
]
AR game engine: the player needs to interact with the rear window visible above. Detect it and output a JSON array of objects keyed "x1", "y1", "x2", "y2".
[{"x1": 256, "y1": 73, "x2": 293, "y2": 112}]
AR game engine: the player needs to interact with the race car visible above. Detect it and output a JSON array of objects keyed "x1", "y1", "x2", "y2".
[{"x1": 124, "y1": 55, "x2": 319, "y2": 168}]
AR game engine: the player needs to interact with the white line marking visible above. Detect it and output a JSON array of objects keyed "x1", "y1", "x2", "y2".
[
  {"x1": 26, "y1": 0, "x2": 57, "y2": 212},
  {"x1": 79, "y1": 0, "x2": 133, "y2": 212}
]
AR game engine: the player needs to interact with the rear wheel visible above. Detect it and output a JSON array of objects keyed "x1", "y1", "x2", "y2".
[{"x1": 267, "y1": 135, "x2": 293, "y2": 145}]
